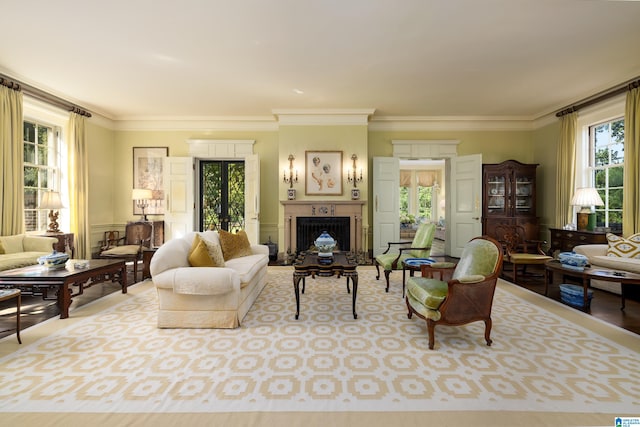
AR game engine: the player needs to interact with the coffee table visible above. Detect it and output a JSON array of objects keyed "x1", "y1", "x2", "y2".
[
  {"x1": 0, "y1": 288, "x2": 21, "y2": 343},
  {"x1": 0, "y1": 259, "x2": 127, "y2": 319},
  {"x1": 545, "y1": 260, "x2": 640, "y2": 312},
  {"x1": 292, "y1": 251, "x2": 358, "y2": 319}
]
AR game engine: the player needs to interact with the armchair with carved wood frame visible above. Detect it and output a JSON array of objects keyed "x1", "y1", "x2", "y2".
[
  {"x1": 405, "y1": 236, "x2": 503, "y2": 350},
  {"x1": 97, "y1": 221, "x2": 153, "y2": 282},
  {"x1": 494, "y1": 224, "x2": 551, "y2": 284}
]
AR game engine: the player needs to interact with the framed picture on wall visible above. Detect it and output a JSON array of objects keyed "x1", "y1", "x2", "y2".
[
  {"x1": 133, "y1": 147, "x2": 168, "y2": 216},
  {"x1": 305, "y1": 151, "x2": 343, "y2": 195}
]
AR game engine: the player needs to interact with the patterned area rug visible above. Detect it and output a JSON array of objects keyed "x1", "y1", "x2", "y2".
[{"x1": 1, "y1": 266, "x2": 638, "y2": 426}]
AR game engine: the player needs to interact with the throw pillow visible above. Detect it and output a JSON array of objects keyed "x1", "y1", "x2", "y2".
[
  {"x1": 188, "y1": 234, "x2": 215, "y2": 267},
  {"x1": 202, "y1": 238, "x2": 225, "y2": 267},
  {"x1": 219, "y1": 229, "x2": 253, "y2": 261},
  {"x1": 606, "y1": 233, "x2": 640, "y2": 259}
]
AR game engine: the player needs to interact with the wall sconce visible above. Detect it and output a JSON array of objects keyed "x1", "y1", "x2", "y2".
[
  {"x1": 570, "y1": 187, "x2": 604, "y2": 231},
  {"x1": 132, "y1": 188, "x2": 153, "y2": 221},
  {"x1": 283, "y1": 154, "x2": 298, "y2": 188},
  {"x1": 347, "y1": 154, "x2": 363, "y2": 188},
  {"x1": 40, "y1": 191, "x2": 64, "y2": 233}
]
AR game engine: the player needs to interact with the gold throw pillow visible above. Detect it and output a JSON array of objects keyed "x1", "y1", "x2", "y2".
[
  {"x1": 188, "y1": 235, "x2": 215, "y2": 267},
  {"x1": 219, "y1": 229, "x2": 253, "y2": 261}
]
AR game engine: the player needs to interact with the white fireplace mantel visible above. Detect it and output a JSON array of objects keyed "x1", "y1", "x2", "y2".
[{"x1": 281, "y1": 200, "x2": 365, "y2": 254}]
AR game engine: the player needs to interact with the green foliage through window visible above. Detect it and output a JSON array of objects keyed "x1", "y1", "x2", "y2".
[{"x1": 590, "y1": 118, "x2": 623, "y2": 231}]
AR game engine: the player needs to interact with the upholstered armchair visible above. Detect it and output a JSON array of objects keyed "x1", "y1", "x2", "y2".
[
  {"x1": 405, "y1": 236, "x2": 503, "y2": 350},
  {"x1": 375, "y1": 222, "x2": 436, "y2": 293},
  {"x1": 494, "y1": 224, "x2": 551, "y2": 284},
  {"x1": 98, "y1": 221, "x2": 152, "y2": 282}
]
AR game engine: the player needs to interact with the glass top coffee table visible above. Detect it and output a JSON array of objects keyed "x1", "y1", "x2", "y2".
[{"x1": 292, "y1": 251, "x2": 359, "y2": 320}]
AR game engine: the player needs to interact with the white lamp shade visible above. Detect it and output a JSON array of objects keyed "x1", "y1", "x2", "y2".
[
  {"x1": 570, "y1": 187, "x2": 604, "y2": 209},
  {"x1": 40, "y1": 191, "x2": 64, "y2": 209},
  {"x1": 132, "y1": 188, "x2": 153, "y2": 200}
]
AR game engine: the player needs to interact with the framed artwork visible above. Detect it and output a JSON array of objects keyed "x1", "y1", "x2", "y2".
[
  {"x1": 133, "y1": 147, "x2": 168, "y2": 216},
  {"x1": 305, "y1": 151, "x2": 343, "y2": 195}
]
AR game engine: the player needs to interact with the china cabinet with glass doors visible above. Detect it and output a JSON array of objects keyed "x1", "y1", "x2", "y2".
[{"x1": 482, "y1": 160, "x2": 539, "y2": 241}]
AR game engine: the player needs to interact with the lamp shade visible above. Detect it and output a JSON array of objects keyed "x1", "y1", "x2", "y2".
[
  {"x1": 570, "y1": 187, "x2": 604, "y2": 208},
  {"x1": 132, "y1": 188, "x2": 153, "y2": 200},
  {"x1": 40, "y1": 191, "x2": 64, "y2": 209}
]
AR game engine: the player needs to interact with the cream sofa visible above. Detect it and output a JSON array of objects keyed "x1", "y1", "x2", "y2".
[
  {"x1": 150, "y1": 231, "x2": 269, "y2": 328},
  {"x1": 573, "y1": 244, "x2": 640, "y2": 294},
  {"x1": 0, "y1": 234, "x2": 57, "y2": 271}
]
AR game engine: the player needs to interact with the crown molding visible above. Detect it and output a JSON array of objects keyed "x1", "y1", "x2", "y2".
[
  {"x1": 368, "y1": 115, "x2": 541, "y2": 132},
  {"x1": 272, "y1": 108, "x2": 376, "y2": 125}
]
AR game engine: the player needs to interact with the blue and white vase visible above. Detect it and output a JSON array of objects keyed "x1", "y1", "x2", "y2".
[{"x1": 314, "y1": 231, "x2": 336, "y2": 257}]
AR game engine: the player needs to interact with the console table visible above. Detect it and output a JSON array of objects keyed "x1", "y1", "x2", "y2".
[{"x1": 548, "y1": 228, "x2": 609, "y2": 255}]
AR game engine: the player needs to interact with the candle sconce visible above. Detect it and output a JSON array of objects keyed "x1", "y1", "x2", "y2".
[
  {"x1": 347, "y1": 154, "x2": 364, "y2": 200},
  {"x1": 283, "y1": 154, "x2": 298, "y2": 199}
]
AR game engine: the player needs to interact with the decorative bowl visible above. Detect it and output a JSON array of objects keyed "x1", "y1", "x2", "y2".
[
  {"x1": 557, "y1": 252, "x2": 588, "y2": 268},
  {"x1": 37, "y1": 251, "x2": 70, "y2": 269}
]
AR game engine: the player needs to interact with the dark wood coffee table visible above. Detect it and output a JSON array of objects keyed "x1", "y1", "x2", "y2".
[
  {"x1": 545, "y1": 259, "x2": 640, "y2": 312},
  {"x1": 0, "y1": 259, "x2": 127, "y2": 319},
  {"x1": 292, "y1": 251, "x2": 358, "y2": 319}
]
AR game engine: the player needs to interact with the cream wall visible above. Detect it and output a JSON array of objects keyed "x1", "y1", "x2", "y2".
[{"x1": 85, "y1": 121, "x2": 563, "y2": 252}]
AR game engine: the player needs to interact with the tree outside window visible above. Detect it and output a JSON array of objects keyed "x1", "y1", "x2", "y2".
[{"x1": 590, "y1": 118, "x2": 623, "y2": 232}]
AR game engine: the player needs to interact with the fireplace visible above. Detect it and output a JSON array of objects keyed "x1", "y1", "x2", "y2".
[
  {"x1": 281, "y1": 200, "x2": 365, "y2": 256},
  {"x1": 296, "y1": 217, "x2": 350, "y2": 253}
]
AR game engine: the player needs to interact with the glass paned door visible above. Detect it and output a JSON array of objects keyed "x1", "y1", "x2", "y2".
[{"x1": 199, "y1": 160, "x2": 245, "y2": 232}]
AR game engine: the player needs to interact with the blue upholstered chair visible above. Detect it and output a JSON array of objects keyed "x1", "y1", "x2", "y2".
[
  {"x1": 374, "y1": 223, "x2": 436, "y2": 293},
  {"x1": 405, "y1": 236, "x2": 503, "y2": 350}
]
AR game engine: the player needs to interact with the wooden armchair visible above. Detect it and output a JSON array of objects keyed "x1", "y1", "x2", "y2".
[
  {"x1": 98, "y1": 221, "x2": 153, "y2": 282},
  {"x1": 494, "y1": 224, "x2": 551, "y2": 284},
  {"x1": 405, "y1": 236, "x2": 503, "y2": 350},
  {"x1": 375, "y1": 223, "x2": 436, "y2": 293}
]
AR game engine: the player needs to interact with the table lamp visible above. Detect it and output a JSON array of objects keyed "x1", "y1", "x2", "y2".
[
  {"x1": 132, "y1": 188, "x2": 153, "y2": 221},
  {"x1": 570, "y1": 187, "x2": 604, "y2": 231},
  {"x1": 40, "y1": 191, "x2": 64, "y2": 233}
]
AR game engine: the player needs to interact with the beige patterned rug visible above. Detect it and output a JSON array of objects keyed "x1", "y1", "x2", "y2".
[{"x1": 0, "y1": 266, "x2": 638, "y2": 426}]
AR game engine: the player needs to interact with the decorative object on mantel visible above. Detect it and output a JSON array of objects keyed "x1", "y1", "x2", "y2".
[
  {"x1": 305, "y1": 150, "x2": 343, "y2": 195},
  {"x1": 40, "y1": 190, "x2": 64, "y2": 233},
  {"x1": 132, "y1": 188, "x2": 153, "y2": 221},
  {"x1": 570, "y1": 187, "x2": 604, "y2": 231}
]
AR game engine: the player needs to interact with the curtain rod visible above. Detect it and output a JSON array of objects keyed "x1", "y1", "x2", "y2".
[
  {"x1": 0, "y1": 73, "x2": 92, "y2": 118},
  {"x1": 556, "y1": 77, "x2": 640, "y2": 117}
]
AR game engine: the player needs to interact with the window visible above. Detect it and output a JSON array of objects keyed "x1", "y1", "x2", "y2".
[
  {"x1": 23, "y1": 119, "x2": 62, "y2": 232},
  {"x1": 589, "y1": 118, "x2": 624, "y2": 231}
]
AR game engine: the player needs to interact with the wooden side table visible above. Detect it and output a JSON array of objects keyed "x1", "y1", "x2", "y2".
[
  {"x1": 142, "y1": 248, "x2": 158, "y2": 280},
  {"x1": 41, "y1": 232, "x2": 75, "y2": 258},
  {"x1": 0, "y1": 289, "x2": 21, "y2": 343}
]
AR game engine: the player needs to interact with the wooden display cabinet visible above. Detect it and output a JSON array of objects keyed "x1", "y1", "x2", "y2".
[{"x1": 482, "y1": 160, "x2": 539, "y2": 241}]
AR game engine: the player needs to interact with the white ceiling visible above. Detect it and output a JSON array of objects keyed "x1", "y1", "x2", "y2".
[{"x1": 1, "y1": 0, "x2": 639, "y2": 122}]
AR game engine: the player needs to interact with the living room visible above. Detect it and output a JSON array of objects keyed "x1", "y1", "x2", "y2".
[{"x1": 1, "y1": 1, "x2": 640, "y2": 426}]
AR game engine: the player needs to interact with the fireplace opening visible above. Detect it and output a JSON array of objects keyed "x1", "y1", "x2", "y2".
[{"x1": 296, "y1": 217, "x2": 350, "y2": 253}]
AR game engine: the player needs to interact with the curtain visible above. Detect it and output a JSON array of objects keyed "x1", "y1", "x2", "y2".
[
  {"x1": 623, "y1": 86, "x2": 640, "y2": 235},
  {"x1": 400, "y1": 170, "x2": 412, "y2": 187},
  {"x1": 416, "y1": 171, "x2": 438, "y2": 187},
  {"x1": 555, "y1": 112, "x2": 577, "y2": 227},
  {"x1": 68, "y1": 113, "x2": 89, "y2": 258},
  {"x1": 0, "y1": 85, "x2": 24, "y2": 235}
]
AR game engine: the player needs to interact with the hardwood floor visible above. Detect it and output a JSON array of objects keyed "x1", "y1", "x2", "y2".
[{"x1": 2, "y1": 262, "x2": 640, "y2": 341}]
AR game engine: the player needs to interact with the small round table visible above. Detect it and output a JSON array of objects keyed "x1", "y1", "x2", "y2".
[
  {"x1": 0, "y1": 288, "x2": 21, "y2": 344},
  {"x1": 402, "y1": 258, "x2": 436, "y2": 296}
]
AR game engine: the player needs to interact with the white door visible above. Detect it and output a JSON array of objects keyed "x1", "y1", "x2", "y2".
[
  {"x1": 372, "y1": 157, "x2": 400, "y2": 257},
  {"x1": 244, "y1": 154, "x2": 260, "y2": 244},
  {"x1": 449, "y1": 154, "x2": 482, "y2": 257},
  {"x1": 163, "y1": 157, "x2": 194, "y2": 241}
]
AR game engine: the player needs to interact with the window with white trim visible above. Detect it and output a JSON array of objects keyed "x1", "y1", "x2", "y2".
[
  {"x1": 589, "y1": 118, "x2": 623, "y2": 232},
  {"x1": 23, "y1": 119, "x2": 62, "y2": 232}
]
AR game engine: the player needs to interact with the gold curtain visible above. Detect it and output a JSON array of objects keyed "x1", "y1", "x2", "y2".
[
  {"x1": 400, "y1": 170, "x2": 412, "y2": 187},
  {"x1": 555, "y1": 112, "x2": 577, "y2": 227},
  {"x1": 0, "y1": 85, "x2": 24, "y2": 235},
  {"x1": 623, "y1": 86, "x2": 640, "y2": 235},
  {"x1": 416, "y1": 171, "x2": 438, "y2": 187},
  {"x1": 68, "y1": 113, "x2": 89, "y2": 258}
]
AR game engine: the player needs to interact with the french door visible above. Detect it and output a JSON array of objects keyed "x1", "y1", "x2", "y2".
[{"x1": 199, "y1": 160, "x2": 245, "y2": 232}]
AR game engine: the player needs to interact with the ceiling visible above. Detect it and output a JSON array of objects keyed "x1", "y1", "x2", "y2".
[{"x1": 1, "y1": 0, "x2": 639, "y2": 122}]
